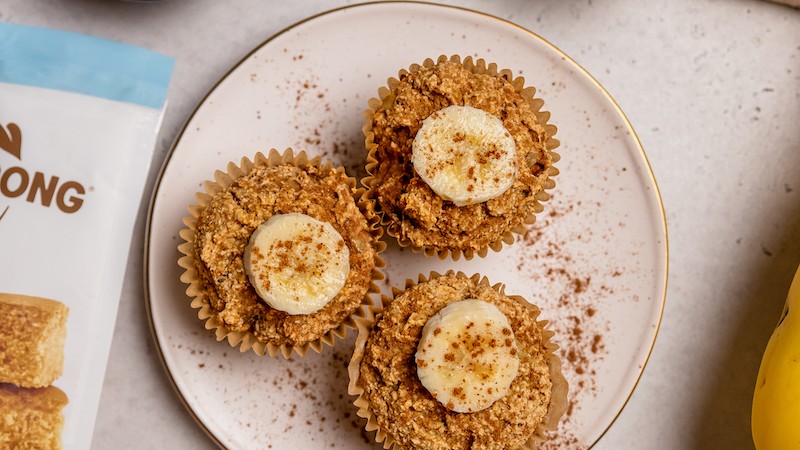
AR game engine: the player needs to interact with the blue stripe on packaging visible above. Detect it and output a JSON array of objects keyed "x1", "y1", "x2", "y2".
[{"x1": 0, "y1": 22, "x2": 174, "y2": 109}]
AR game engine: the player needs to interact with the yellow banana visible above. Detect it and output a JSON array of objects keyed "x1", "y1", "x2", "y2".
[{"x1": 752, "y1": 263, "x2": 800, "y2": 450}]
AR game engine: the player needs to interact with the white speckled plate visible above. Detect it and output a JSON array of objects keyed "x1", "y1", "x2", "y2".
[{"x1": 145, "y1": 2, "x2": 667, "y2": 449}]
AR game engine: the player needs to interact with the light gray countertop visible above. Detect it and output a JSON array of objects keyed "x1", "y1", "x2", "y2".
[{"x1": 4, "y1": 0, "x2": 799, "y2": 448}]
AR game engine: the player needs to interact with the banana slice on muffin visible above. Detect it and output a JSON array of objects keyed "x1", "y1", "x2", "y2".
[
  {"x1": 244, "y1": 212, "x2": 350, "y2": 315},
  {"x1": 411, "y1": 105, "x2": 517, "y2": 207},
  {"x1": 415, "y1": 299, "x2": 520, "y2": 413}
]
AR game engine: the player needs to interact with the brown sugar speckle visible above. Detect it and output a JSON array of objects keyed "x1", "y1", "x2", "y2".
[{"x1": 516, "y1": 194, "x2": 629, "y2": 449}]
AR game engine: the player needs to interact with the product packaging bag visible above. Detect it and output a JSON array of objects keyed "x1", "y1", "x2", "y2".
[{"x1": 0, "y1": 22, "x2": 174, "y2": 449}]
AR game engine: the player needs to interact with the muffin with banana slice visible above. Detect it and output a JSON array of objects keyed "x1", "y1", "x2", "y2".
[
  {"x1": 178, "y1": 149, "x2": 385, "y2": 358},
  {"x1": 348, "y1": 271, "x2": 567, "y2": 450},
  {"x1": 363, "y1": 55, "x2": 560, "y2": 260}
]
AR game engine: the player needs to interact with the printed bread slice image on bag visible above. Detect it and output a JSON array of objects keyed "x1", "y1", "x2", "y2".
[
  {"x1": 0, "y1": 294, "x2": 68, "y2": 449},
  {"x1": 0, "y1": 23, "x2": 174, "y2": 449}
]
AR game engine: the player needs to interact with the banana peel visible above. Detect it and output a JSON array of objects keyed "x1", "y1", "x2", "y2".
[{"x1": 752, "y1": 263, "x2": 800, "y2": 450}]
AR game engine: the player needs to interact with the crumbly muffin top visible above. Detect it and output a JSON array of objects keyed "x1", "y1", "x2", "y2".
[
  {"x1": 369, "y1": 60, "x2": 555, "y2": 252},
  {"x1": 358, "y1": 274, "x2": 553, "y2": 450},
  {"x1": 192, "y1": 163, "x2": 376, "y2": 347}
]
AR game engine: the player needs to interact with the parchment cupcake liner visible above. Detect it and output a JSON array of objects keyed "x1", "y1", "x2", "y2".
[
  {"x1": 177, "y1": 148, "x2": 386, "y2": 359},
  {"x1": 362, "y1": 54, "x2": 560, "y2": 261},
  {"x1": 347, "y1": 270, "x2": 568, "y2": 449}
]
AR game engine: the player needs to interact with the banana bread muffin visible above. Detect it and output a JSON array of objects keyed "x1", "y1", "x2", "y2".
[{"x1": 363, "y1": 55, "x2": 560, "y2": 260}]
